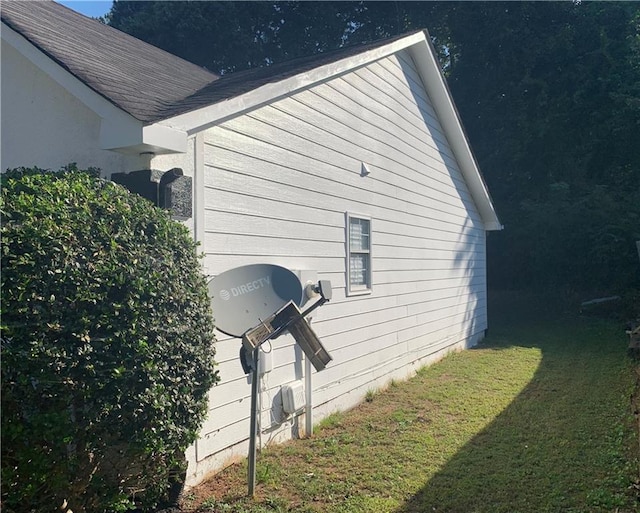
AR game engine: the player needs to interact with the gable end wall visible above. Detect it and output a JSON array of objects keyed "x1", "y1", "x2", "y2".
[
  {"x1": 0, "y1": 39, "x2": 144, "y2": 174},
  {"x1": 188, "y1": 50, "x2": 488, "y2": 484}
]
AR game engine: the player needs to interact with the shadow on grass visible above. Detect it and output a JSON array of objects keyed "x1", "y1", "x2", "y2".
[{"x1": 395, "y1": 291, "x2": 638, "y2": 513}]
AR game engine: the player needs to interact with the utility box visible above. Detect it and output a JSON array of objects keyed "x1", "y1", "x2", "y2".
[
  {"x1": 281, "y1": 381, "x2": 305, "y2": 415},
  {"x1": 162, "y1": 174, "x2": 192, "y2": 220},
  {"x1": 111, "y1": 168, "x2": 192, "y2": 220}
]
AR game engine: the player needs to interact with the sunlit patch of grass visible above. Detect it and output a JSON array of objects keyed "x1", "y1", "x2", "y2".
[{"x1": 186, "y1": 293, "x2": 638, "y2": 513}]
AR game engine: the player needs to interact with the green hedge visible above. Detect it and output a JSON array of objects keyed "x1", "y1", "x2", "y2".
[{"x1": 1, "y1": 166, "x2": 219, "y2": 512}]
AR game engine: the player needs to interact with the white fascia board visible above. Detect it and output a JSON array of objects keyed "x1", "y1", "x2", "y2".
[
  {"x1": 158, "y1": 31, "x2": 428, "y2": 135},
  {"x1": 2, "y1": 23, "x2": 187, "y2": 155},
  {"x1": 408, "y1": 39, "x2": 503, "y2": 231}
]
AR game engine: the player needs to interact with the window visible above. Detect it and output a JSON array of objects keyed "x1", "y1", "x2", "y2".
[{"x1": 346, "y1": 213, "x2": 372, "y2": 295}]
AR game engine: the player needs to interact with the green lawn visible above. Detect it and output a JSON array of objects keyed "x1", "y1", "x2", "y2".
[{"x1": 183, "y1": 293, "x2": 639, "y2": 513}]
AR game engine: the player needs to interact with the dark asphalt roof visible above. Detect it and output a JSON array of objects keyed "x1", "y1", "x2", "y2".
[
  {"x1": 1, "y1": 0, "x2": 219, "y2": 123},
  {"x1": 2, "y1": 0, "x2": 422, "y2": 124}
]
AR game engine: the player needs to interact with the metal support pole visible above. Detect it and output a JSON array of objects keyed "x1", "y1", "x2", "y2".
[
  {"x1": 305, "y1": 355, "x2": 313, "y2": 437},
  {"x1": 247, "y1": 347, "x2": 260, "y2": 497}
]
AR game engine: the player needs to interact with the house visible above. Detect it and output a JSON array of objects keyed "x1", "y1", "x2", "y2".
[{"x1": 1, "y1": 1, "x2": 502, "y2": 486}]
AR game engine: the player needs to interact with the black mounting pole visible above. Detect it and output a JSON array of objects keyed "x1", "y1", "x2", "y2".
[{"x1": 248, "y1": 346, "x2": 259, "y2": 496}]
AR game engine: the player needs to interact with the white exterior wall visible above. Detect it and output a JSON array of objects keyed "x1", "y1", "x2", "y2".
[
  {"x1": 0, "y1": 40, "x2": 145, "y2": 174},
  {"x1": 187, "y1": 50, "x2": 488, "y2": 484}
]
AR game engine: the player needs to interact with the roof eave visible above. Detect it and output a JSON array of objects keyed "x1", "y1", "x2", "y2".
[{"x1": 100, "y1": 122, "x2": 188, "y2": 155}]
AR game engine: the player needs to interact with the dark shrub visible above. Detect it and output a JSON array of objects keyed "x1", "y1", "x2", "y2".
[{"x1": 1, "y1": 166, "x2": 218, "y2": 512}]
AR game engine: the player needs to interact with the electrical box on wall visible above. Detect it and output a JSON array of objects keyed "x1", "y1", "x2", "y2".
[{"x1": 281, "y1": 380, "x2": 305, "y2": 415}]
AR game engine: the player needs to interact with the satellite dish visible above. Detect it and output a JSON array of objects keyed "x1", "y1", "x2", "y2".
[{"x1": 208, "y1": 264, "x2": 303, "y2": 338}]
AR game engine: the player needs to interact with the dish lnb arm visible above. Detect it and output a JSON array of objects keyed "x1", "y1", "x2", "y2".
[
  {"x1": 305, "y1": 279, "x2": 332, "y2": 301},
  {"x1": 300, "y1": 280, "x2": 332, "y2": 318},
  {"x1": 316, "y1": 280, "x2": 332, "y2": 301}
]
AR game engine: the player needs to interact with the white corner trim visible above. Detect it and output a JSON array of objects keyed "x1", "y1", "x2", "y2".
[
  {"x1": 160, "y1": 32, "x2": 428, "y2": 134},
  {"x1": 193, "y1": 133, "x2": 205, "y2": 244}
]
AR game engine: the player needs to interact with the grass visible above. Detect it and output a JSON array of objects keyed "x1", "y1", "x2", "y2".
[{"x1": 182, "y1": 292, "x2": 639, "y2": 513}]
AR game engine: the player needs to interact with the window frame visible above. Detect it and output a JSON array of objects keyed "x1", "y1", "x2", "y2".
[{"x1": 345, "y1": 212, "x2": 372, "y2": 296}]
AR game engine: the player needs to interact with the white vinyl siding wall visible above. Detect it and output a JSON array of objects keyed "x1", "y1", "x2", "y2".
[{"x1": 192, "y1": 49, "x2": 487, "y2": 477}]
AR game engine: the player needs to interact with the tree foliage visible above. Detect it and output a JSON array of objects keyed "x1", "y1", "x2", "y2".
[
  {"x1": 108, "y1": 1, "x2": 640, "y2": 293},
  {"x1": 0, "y1": 166, "x2": 219, "y2": 512},
  {"x1": 107, "y1": 2, "x2": 447, "y2": 72},
  {"x1": 440, "y1": 2, "x2": 640, "y2": 291}
]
